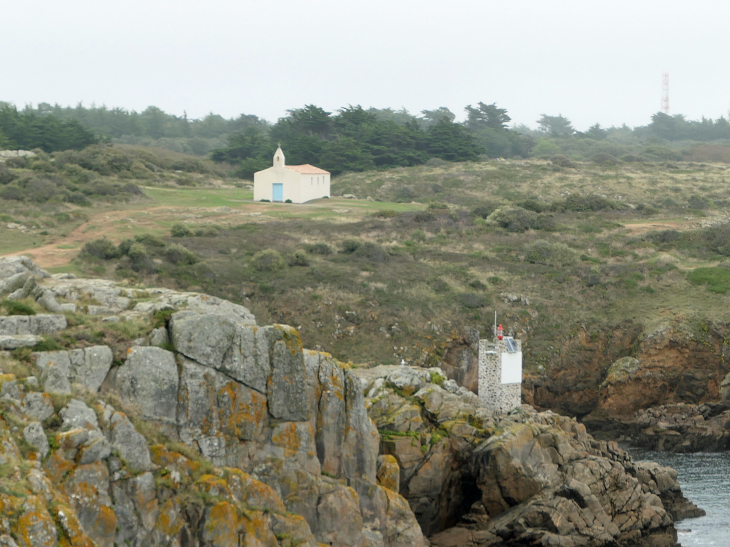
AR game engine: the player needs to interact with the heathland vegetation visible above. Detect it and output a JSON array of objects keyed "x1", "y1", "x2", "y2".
[{"x1": 4, "y1": 100, "x2": 730, "y2": 374}]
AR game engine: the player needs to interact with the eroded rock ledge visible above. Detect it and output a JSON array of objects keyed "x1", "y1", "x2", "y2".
[{"x1": 356, "y1": 366, "x2": 704, "y2": 547}]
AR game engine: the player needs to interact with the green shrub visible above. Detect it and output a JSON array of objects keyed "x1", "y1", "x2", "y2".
[
  {"x1": 134, "y1": 234, "x2": 166, "y2": 247},
  {"x1": 127, "y1": 243, "x2": 152, "y2": 273},
  {"x1": 306, "y1": 243, "x2": 333, "y2": 255},
  {"x1": 687, "y1": 267, "x2": 730, "y2": 294},
  {"x1": 117, "y1": 239, "x2": 134, "y2": 256},
  {"x1": 524, "y1": 240, "x2": 579, "y2": 267},
  {"x1": 195, "y1": 226, "x2": 220, "y2": 237},
  {"x1": 550, "y1": 154, "x2": 575, "y2": 168},
  {"x1": 520, "y1": 199, "x2": 548, "y2": 213},
  {"x1": 4, "y1": 156, "x2": 26, "y2": 168},
  {"x1": 487, "y1": 206, "x2": 536, "y2": 233},
  {"x1": 165, "y1": 243, "x2": 198, "y2": 265},
  {"x1": 411, "y1": 229, "x2": 426, "y2": 242},
  {"x1": 1, "y1": 300, "x2": 36, "y2": 316},
  {"x1": 0, "y1": 164, "x2": 17, "y2": 185},
  {"x1": 414, "y1": 211, "x2": 435, "y2": 222},
  {"x1": 688, "y1": 194, "x2": 711, "y2": 210},
  {"x1": 558, "y1": 193, "x2": 621, "y2": 212},
  {"x1": 340, "y1": 240, "x2": 361, "y2": 254},
  {"x1": 81, "y1": 238, "x2": 119, "y2": 260},
  {"x1": 471, "y1": 202, "x2": 500, "y2": 219},
  {"x1": 427, "y1": 202, "x2": 449, "y2": 210},
  {"x1": 354, "y1": 242, "x2": 389, "y2": 263},
  {"x1": 372, "y1": 210, "x2": 400, "y2": 219},
  {"x1": 461, "y1": 293, "x2": 488, "y2": 308},
  {"x1": 252, "y1": 249, "x2": 285, "y2": 271},
  {"x1": 289, "y1": 251, "x2": 310, "y2": 267},
  {"x1": 171, "y1": 223, "x2": 193, "y2": 237}
]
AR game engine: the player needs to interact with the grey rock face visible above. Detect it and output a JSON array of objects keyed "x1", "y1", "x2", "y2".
[
  {"x1": 170, "y1": 312, "x2": 271, "y2": 393},
  {"x1": 21, "y1": 392, "x2": 54, "y2": 421},
  {"x1": 149, "y1": 327, "x2": 169, "y2": 347},
  {"x1": 0, "y1": 255, "x2": 48, "y2": 280},
  {"x1": 36, "y1": 290, "x2": 63, "y2": 313},
  {"x1": 0, "y1": 272, "x2": 29, "y2": 295},
  {"x1": 114, "y1": 347, "x2": 178, "y2": 424},
  {"x1": 23, "y1": 422, "x2": 50, "y2": 459},
  {"x1": 0, "y1": 334, "x2": 40, "y2": 349},
  {"x1": 42, "y1": 364, "x2": 72, "y2": 395},
  {"x1": 0, "y1": 535, "x2": 19, "y2": 547},
  {"x1": 184, "y1": 294, "x2": 256, "y2": 324},
  {"x1": 0, "y1": 314, "x2": 68, "y2": 337},
  {"x1": 69, "y1": 346, "x2": 113, "y2": 392},
  {"x1": 268, "y1": 325, "x2": 309, "y2": 422},
  {"x1": 107, "y1": 411, "x2": 152, "y2": 471},
  {"x1": 77, "y1": 434, "x2": 112, "y2": 464},
  {"x1": 37, "y1": 351, "x2": 72, "y2": 395},
  {"x1": 60, "y1": 399, "x2": 100, "y2": 430}
]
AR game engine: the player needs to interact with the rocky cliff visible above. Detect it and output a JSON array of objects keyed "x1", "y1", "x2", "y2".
[
  {"x1": 356, "y1": 366, "x2": 704, "y2": 547},
  {"x1": 0, "y1": 257, "x2": 704, "y2": 546},
  {"x1": 0, "y1": 256, "x2": 423, "y2": 547}
]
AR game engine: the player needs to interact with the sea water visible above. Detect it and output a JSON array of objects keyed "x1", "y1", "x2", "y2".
[{"x1": 630, "y1": 450, "x2": 730, "y2": 546}]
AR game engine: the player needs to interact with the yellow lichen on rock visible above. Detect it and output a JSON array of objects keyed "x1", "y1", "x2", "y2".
[{"x1": 202, "y1": 501, "x2": 239, "y2": 547}]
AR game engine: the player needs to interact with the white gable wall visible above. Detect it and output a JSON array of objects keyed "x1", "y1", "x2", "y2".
[
  {"x1": 254, "y1": 167, "x2": 302, "y2": 203},
  {"x1": 298, "y1": 173, "x2": 331, "y2": 203}
]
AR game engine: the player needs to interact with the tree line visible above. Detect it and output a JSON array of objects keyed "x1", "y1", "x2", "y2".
[
  {"x1": 0, "y1": 106, "x2": 97, "y2": 152},
  {"x1": 6, "y1": 100, "x2": 730, "y2": 175}
]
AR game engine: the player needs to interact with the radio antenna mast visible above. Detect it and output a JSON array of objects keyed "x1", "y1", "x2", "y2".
[{"x1": 662, "y1": 72, "x2": 670, "y2": 114}]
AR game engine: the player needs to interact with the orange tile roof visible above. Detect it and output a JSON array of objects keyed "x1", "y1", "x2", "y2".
[{"x1": 286, "y1": 164, "x2": 330, "y2": 175}]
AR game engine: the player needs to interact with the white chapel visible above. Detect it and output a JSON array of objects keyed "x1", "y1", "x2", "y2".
[{"x1": 253, "y1": 146, "x2": 331, "y2": 204}]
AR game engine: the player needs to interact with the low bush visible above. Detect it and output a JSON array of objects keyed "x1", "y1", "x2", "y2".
[
  {"x1": 550, "y1": 155, "x2": 576, "y2": 168},
  {"x1": 461, "y1": 293, "x2": 488, "y2": 308},
  {"x1": 558, "y1": 193, "x2": 622, "y2": 212},
  {"x1": 353, "y1": 242, "x2": 389, "y2": 263},
  {"x1": 306, "y1": 243, "x2": 333, "y2": 255},
  {"x1": 252, "y1": 249, "x2": 285, "y2": 271},
  {"x1": 289, "y1": 251, "x2": 310, "y2": 267},
  {"x1": 414, "y1": 211, "x2": 435, "y2": 222},
  {"x1": 127, "y1": 243, "x2": 153, "y2": 273},
  {"x1": 471, "y1": 202, "x2": 500, "y2": 219},
  {"x1": 171, "y1": 223, "x2": 193, "y2": 237},
  {"x1": 372, "y1": 210, "x2": 400, "y2": 219},
  {"x1": 411, "y1": 229, "x2": 426, "y2": 242},
  {"x1": 165, "y1": 243, "x2": 198, "y2": 265},
  {"x1": 0, "y1": 164, "x2": 17, "y2": 185},
  {"x1": 81, "y1": 238, "x2": 119, "y2": 260},
  {"x1": 134, "y1": 234, "x2": 166, "y2": 247},
  {"x1": 195, "y1": 226, "x2": 220, "y2": 237},
  {"x1": 340, "y1": 240, "x2": 361, "y2": 254},
  {"x1": 524, "y1": 240, "x2": 579, "y2": 267}
]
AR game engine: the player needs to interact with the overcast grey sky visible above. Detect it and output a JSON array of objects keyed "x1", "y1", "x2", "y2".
[{"x1": 2, "y1": 0, "x2": 728, "y2": 130}]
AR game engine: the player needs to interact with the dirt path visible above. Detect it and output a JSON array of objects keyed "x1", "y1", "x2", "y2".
[
  {"x1": 2, "y1": 200, "x2": 340, "y2": 269},
  {"x1": 4, "y1": 209, "x2": 155, "y2": 269}
]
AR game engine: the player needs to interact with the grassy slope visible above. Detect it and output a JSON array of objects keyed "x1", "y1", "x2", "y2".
[{"x1": 5, "y1": 153, "x2": 730, "y2": 371}]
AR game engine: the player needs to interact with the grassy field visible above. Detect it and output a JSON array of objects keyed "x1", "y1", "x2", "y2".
[{"x1": 5, "y1": 154, "x2": 730, "y2": 371}]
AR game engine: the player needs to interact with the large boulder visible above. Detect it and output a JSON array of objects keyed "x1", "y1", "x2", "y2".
[
  {"x1": 170, "y1": 313, "x2": 271, "y2": 393},
  {"x1": 113, "y1": 347, "x2": 178, "y2": 424}
]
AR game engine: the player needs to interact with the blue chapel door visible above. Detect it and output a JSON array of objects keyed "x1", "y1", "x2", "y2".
[{"x1": 272, "y1": 183, "x2": 283, "y2": 202}]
